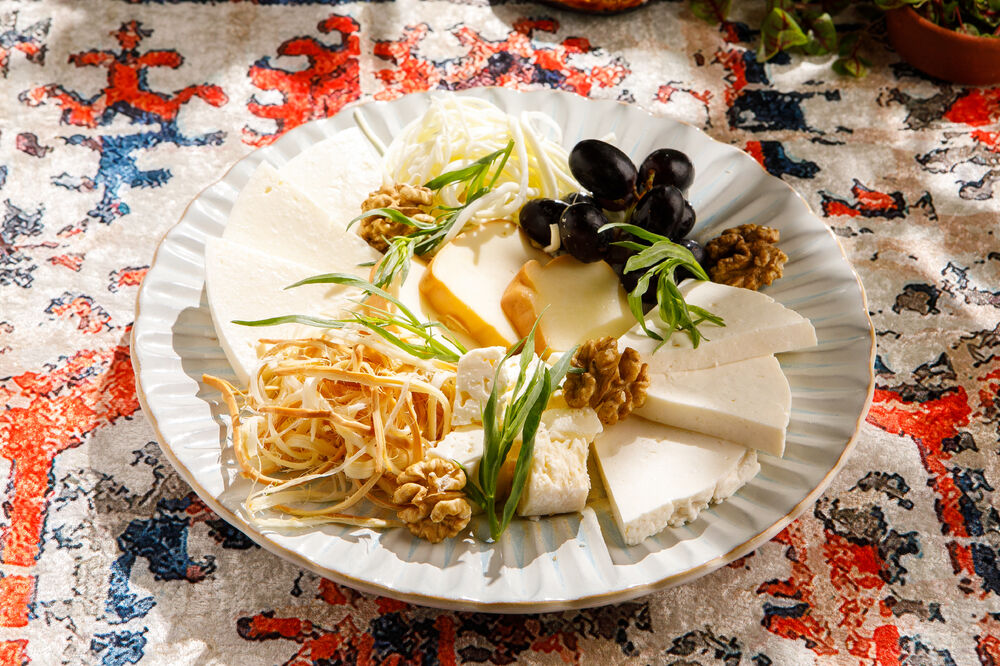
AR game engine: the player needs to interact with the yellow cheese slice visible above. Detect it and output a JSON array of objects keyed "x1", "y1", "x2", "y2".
[
  {"x1": 419, "y1": 220, "x2": 546, "y2": 348},
  {"x1": 502, "y1": 255, "x2": 634, "y2": 355}
]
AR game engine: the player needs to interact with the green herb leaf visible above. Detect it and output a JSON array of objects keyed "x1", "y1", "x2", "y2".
[
  {"x1": 602, "y1": 222, "x2": 723, "y2": 348},
  {"x1": 236, "y1": 273, "x2": 465, "y2": 362},
  {"x1": 463, "y1": 315, "x2": 569, "y2": 540},
  {"x1": 499, "y1": 369, "x2": 548, "y2": 534},
  {"x1": 232, "y1": 314, "x2": 345, "y2": 328},
  {"x1": 366, "y1": 141, "x2": 515, "y2": 290},
  {"x1": 347, "y1": 207, "x2": 437, "y2": 232}
]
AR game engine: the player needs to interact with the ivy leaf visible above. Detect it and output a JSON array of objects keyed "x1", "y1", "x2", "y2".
[
  {"x1": 832, "y1": 54, "x2": 871, "y2": 77},
  {"x1": 803, "y1": 12, "x2": 838, "y2": 55},
  {"x1": 758, "y1": 8, "x2": 810, "y2": 62},
  {"x1": 833, "y1": 33, "x2": 870, "y2": 77},
  {"x1": 690, "y1": 0, "x2": 731, "y2": 23}
]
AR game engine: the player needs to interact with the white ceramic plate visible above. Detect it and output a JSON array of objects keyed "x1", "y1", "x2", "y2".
[{"x1": 132, "y1": 88, "x2": 875, "y2": 612}]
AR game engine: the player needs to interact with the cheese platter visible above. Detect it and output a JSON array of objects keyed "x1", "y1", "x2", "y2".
[{"x1": 131, "y1": 88, "x2": 875, "y2": 612}]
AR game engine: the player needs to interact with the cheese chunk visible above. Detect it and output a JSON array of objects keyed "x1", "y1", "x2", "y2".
[
  {"x1": 517, "y1": 428, "x2": 590, "y2": 517},
  {"x1": 593, "y1": 417, "x2": 760, "y2": 545},
  {"x1": 635, "y1": 356, "x2": 791, "y2": 457},
  {"x1": 540, "y1": 407, "x2": 603, "y2": 441},
  {"x1": 277, "y1": 127, "x2": 382, "y2": 221},
  {"x1": 204, "y1": 237, "x2": 355, "y2": 384},
  {"x1": 453, "y1": 347, "x2": 507, "y2": 426},
  {"x1": 427, "y1": 426, "x2": 485, "y2": 477},
  {"x1": 223, "y1": 162, "x2": 382, "y2": 273},
  {"x1": 452, "y1": 347, "x2": 551, "y2": 426},
  {"x1": 620, "y1": 280, "x2": 817, "y2": 372},
  {"x1": 503, "y1": 255, "x2": 634, "y2": 355},
  {"x1": 420, "y1": 221, "x2": 547, "y2": 348}
]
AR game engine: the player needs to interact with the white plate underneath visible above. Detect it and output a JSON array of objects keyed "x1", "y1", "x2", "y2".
[{"x1": 131, "y1": 87, "x2": 875, "y2": 612}]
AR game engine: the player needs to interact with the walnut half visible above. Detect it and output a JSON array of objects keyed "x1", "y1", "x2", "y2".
[
  {"x1": 563, "y1": 337, "x2": 649, "y2": 426},
  {"x1": 705, "y1": 224, "x2": 787, "y2": 291},
  {"x1": 358, "y1": 183, "x2": 435, "y2": 252},
  {"x1": 393, "y1": 458, "x2": 472, "y2": 543}
]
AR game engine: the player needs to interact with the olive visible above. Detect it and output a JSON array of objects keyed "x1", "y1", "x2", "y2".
[
  {"x1": 563, "y1": 192, "x2": 597, "y2": 206},
  {"x1": 558, "y1": 203, "x2": 611, "y2": 263},
  {"x1": 518, "y1": 198, "x2": 566, "y2": 247},
  {"x1": 611, "y1": 262, "x2": 657, "y2": 305},
  {"x1": 638, "y1": 148, "x2": 694, "y2": 194},
  {"x1": 568, "y1": 140, "x2": 637, "y2": 211},
  {"x1": 675, "y1": 239, "x2": 707, "y2": 283},
  {"x1": 676, "y1": 201, "x2": 696, "y2": 239},
  {"x1": 630, "y1": 184, "x2": 685, "y2": 239},
  {"x1": 605, "y1": 231, "x2": 635, "y2": 266}
]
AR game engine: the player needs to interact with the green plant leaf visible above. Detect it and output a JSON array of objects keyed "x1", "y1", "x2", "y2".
[
  {"x1": 689, "y1": 0, "x2": 731, "y2": 23},
  {"x1": 758, "y1": 8, "x2": 810, "y2": 62},
  {"x1": 832, "y1": 53, "x2": 871, "y2": 77},
  {"x1": 803, "y1": 12, "x2": 838, "y2": 54}
]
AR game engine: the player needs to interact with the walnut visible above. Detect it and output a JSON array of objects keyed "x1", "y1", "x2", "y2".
[
  {"x1": 563, "y1": 337, "x2": 649, "y2": 426},
  {"x1": 359, "y1": 183, "x2": 435, "y2": 252},
  {"x1": 705, "y1": 224, "x2": 787, "y2": 290},
  {"x1": 393, "y1": 458, "x2": 471, "y2": 543}
]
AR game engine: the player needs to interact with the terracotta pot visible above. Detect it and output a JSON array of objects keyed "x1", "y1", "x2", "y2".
[{"x1": 886, "y1": 7, "x2": 1000, "y2": 86}]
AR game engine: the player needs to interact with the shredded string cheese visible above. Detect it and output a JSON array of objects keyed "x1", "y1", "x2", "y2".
[
  {"x1": 204, "y1": 333, "x2": 457, "y2": 529},
  {"x1": 382, "y1": 96, "x2": 580, "y2": 229}
]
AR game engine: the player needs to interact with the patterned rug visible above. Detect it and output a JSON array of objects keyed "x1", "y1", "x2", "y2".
[{"x1": 1, "y1": 0, "x2": 998, "y2": 663}]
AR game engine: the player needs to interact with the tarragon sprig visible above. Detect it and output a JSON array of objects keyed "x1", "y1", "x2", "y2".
[
  {"x1": 601, "y1": 222, "x2": 725, "y2": 349},
  {"x1": 459, "y1": 320, "x2": 576, "y2": 540},
  {"x1": 350, "y1": 140, "x2": 515, "y2": 289},
  {"x1": 232, "y1": 273, "x2": 467, "y2": 363}
]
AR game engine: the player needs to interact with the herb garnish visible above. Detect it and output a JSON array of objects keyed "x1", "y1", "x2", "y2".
[
  {"x1": 232, "y1": 273, "x2": 467, "y2": 363},
  {"x1": 350, "y1": 140, "x2": 515, "y2": 289},
  {"x1": 601, "y1": 222, "x2": 725, "y2": 349},
  {"x1": 459, "y1": 321, "x2": 576, "y2": 540}
]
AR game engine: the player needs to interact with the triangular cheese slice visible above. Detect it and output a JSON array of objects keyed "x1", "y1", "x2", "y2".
[
  {"x1": 223, "y1": 162, "x2": 381, "y2": 273},
  {"x1": 204, "y1": 237, "x2": 358, "y2": 384},
  {"x1": 620, "y1": 280, "x2": 817, "y2": 372},
  {"x1": 277, "y1": 127, "x2": 383, "y2": 223},
  {"x1": 593, "y1": 417, "x2": 759, "y2": 545},
  {"x1": 635, "y1": 355, "x2": 790, "y2": 457}
]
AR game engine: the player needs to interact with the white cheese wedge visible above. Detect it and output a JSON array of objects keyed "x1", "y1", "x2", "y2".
[
  {"x1": 593, "y1": 417, "x2": 760, "y2": 545},
  {"x1": 620, "y1": 280, "x2": 817, "y2": 373},
  {"x1": 420, "y1": 221, "x2": 547, "y2": 348},
  {"x1": 635, "y1": 355, "x2": 791, "y2": 457},
  {"x1": 502, "y1": 255, "x2": 634, "y2": 355},
  {"x1": 223, "y1": 162, "x2": 382, "y2": 274},
  {"x1": 517, "y1": 427, "x2": 590, "y2": 517},
  {"x1": 204, "y1": 237, "x2": 356, "y2": 384},
  {"x1": 277, "y1": 127, "x2": 382, "y2": 222}
]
